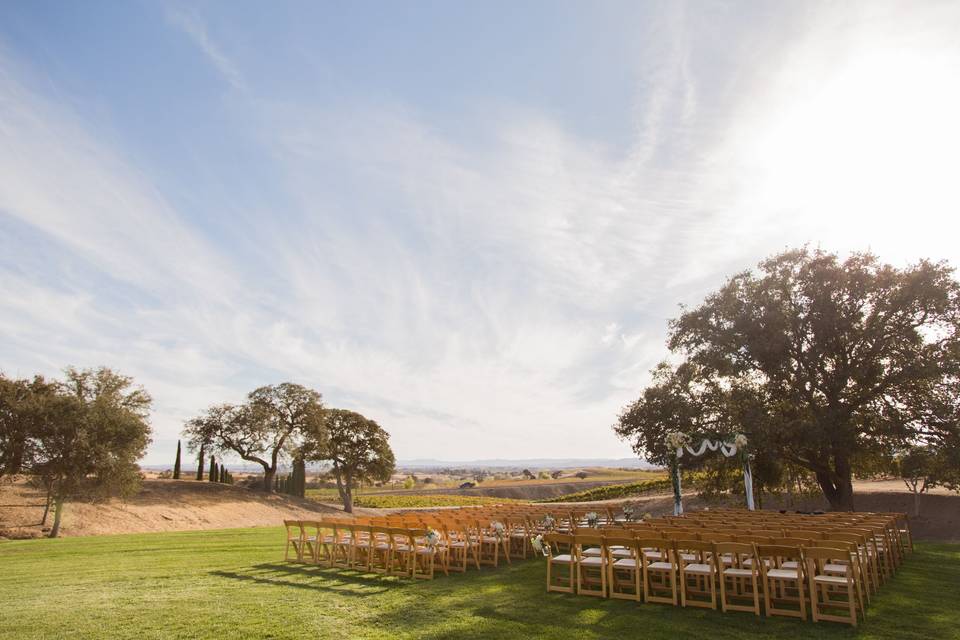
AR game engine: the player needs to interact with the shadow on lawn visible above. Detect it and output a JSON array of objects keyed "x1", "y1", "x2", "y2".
[
  {"x1": 209, "y1": 562, "x2": 404, "y2": 596},
  {"x1": 366, "y1": 547, "x2": 960, "y2": 640}
]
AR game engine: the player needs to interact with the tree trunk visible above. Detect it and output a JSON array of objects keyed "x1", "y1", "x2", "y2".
[
  {"x1": 815, "y1": 468, "x2": 855, "y2": 511},
  {"x1": 263, "y1": 467, "x2": 276, "y2": 492},
  {"x1": 913, "y1": 490, "x2": 922, "y2": 518},
  {"x1": 40, "y1": 490, "x2": 52, "y2": 526},
  {"x1": 49, "y1": 497, "x2": 64, "y2": 538}
]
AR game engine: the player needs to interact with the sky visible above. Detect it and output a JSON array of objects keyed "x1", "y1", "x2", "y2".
[{"x1": 1, "y1": 1, "x2": 959, "y2": 466}]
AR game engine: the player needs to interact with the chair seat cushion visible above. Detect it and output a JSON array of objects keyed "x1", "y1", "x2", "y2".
[
  {"x1": 580, "y1": 556, "x2": 605, "y2": 566},
  {"x1": 824, "y1": 563, "x2": 849, "y2": 573},
  {"x1": 781, "y1": 560, "x2": 799, "y2": 569},
  {"x1": 813, "y1": 574, "x2": 850, "y2": 585},
  {"x1": 581, "y1": 548, "x2": 603, "y2": 557},
  {"x1": 614, "y1": 558, "x2": 638, "y2": 568},
  {"x1": 648, "y1": 561, "x2": 674, "y2": 571},
  {"x1": 683, "y1": 563, "x2": 715, "y2": 574},
  {"x1": 551, "y1": 554, "x2": 574, "y2": 564},
  {"x1": 767, "y1": 568, "x2": 800, "y2": 579},
  {"x1": 723, "y1": 567, "x2": 754, "y2": 577},
  {"x1": 612, "y1": 549, "x2": 633, "y2": 558}
]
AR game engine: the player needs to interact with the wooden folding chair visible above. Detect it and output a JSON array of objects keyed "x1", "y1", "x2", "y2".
[
  {"x1": 714, "y1": 542, "x2": 761, "y2": 615},
  {"x1": 675, "y1": 539, "x2": 717, "y2": 609},
  {"x1": 368, "y1": 526, "x2": 393, "y2": 574},
  {"x1": 637, "y1": 537, "x2": 677, "y2": 606},
  {"x1": 574, "y1": 533, "x2": 607, "y2": 597},
  {"x1": 605, "y1": 535, "x2": 641, "y2": 602},
  {"x1": 447, "y1": 520, "x2": 480, "y2": 572},
  {"x1": 283, "y1": 520, "x2": 304, "y2": 562},
  {"x1": 545, "y1": 533, "x2": 575, "y2": 594},
  {"x1": 756, "y1": 544, "x2": 807, "y2": 620},
  {"x1": 804, "y1": 547, "x2": 860, "y2": 626}
]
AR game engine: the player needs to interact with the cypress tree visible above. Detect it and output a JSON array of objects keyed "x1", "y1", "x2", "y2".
[
  {"x1": 209, "y1": 457, "x2": 217, "y2": 483},
  {"x1": 219, "y1": 465, "x2": 226, "y2": 483},
  {"x1": 173, "y1": 440, "x2": 182, "y2": 480},
  {"x1": 196, "y1": 444, "x2": 205, "y2": 481},
  {"x1": 293, "y1": 458, "x2": 306, "y2": 498}
]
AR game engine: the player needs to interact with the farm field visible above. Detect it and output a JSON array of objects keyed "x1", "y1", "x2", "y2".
[{"x1": 1, "y1": 527, "x2": 958, "y2": 640}]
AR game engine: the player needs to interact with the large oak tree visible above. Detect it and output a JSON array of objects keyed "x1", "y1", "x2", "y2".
[
  {"x1": 184, "y1": 383, "x2": 324, "y2": 492},
  {"x1": 302, "y1": 409, "x2": 395, "y2": 513},
  {"x1": 617, "y1": 249, "x2": 960, "y2": 511}
]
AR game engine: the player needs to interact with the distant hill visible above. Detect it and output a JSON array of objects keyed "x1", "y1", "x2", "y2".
[{"x1": 395, "y1": 458, "x2": 654, "y2": 470}]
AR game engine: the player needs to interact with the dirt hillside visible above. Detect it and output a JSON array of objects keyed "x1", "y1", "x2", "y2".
[{"x1": 0, "y1": 478, "x2": 356, "y2": 539}]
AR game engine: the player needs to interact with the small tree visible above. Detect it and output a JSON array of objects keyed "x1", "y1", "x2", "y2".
[
  {"x1": 522, "y1": 468, "x2": 535, "y2": 480},
  {"x1": 302, "y1": 409, "x2": 395, "y2": 513},
  {"x1": 28, "y1": 368, "x2": 151, "y2": 537},
  {"x1": 896, "y1": 445, "x2": 960, "y2": 517},
  {"x1": 575, "y1": 471, "x2": 588, "y2": 479},
  {"x1": 209, "y1": 457, "x2": 218, "y2": 483},
  {"x1": 173, "y1": 440, "x2": 182, "y2": 480},
  {"x1": 196, "y1": 444, "x2": 205, "y2": 481},
  {"x1": 551, "y1": 470, "x2": 563, "y2": 479},
  {"x1": 184, "y1": 383, "x2": 324, "y2": 492}
]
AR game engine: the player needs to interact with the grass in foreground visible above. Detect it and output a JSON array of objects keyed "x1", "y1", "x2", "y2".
[{"x1": 1, "y1": 529, "x2": 958, "y2": 640}]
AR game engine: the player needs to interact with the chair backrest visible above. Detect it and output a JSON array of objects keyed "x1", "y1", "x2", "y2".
[
  {"x1": 283, "y1": 520, "x2": 300, "y2": 538},
  {"x1": 604, "y1": 535, "x2": 639, "y2": 552},
  {"x1": 755, "y1": 544, "x2": 803, "y2": 567},
  {"x1": 713, "y1": 541, "x2": 757, "y2": 564},
  {"x1": 574, "y1": 533, "x2": 605, "y2": 549}
]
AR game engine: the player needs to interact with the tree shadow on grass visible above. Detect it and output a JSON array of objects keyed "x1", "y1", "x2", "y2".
[
  {"x1": 365, "y1": 548, "x2": 960, "y2": 640},
  {"x1": 210, "y1": 563, "x2": 400, "y2": 596}
]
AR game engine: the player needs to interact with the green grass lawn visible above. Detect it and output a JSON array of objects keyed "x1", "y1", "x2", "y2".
[{"x1": 1, "y1": 529, "x2": 958, "y2": 640}]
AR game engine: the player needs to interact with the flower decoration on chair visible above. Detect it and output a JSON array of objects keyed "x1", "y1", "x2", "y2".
[
  {"x1": 541, "y1": 515, "x2": 556, "y2": 531},
  {"x1": 622, "y1": 504, "x2": 634, "y2": 522},
  {"x1": 425, "y1": 529, "x2": 441, "y2": 548},
  {"x1": 733, "y1": 433, "x2": 748, "y2": 449},
  {"x1": 490, "y1": 521, "x2": 505, "y2": 540},
  {"x1": 584, "y1": 511, "x2": 599, "y2": 528},
  {"x1": 530, "y1": 534, "x2": 549, "y2": 557},
  {"x1": 641, "y1": 512, "x2": 652, "y2": 521}
]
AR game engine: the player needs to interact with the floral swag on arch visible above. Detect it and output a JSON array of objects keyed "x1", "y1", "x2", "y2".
[{"x1": 663, "y1": 431, "x2": 754, "y2": 515}]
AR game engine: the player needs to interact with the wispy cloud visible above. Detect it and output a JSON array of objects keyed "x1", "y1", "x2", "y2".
[
  {"x1": 165, "y1": 7, "x2": 247, "y2": 91},
  {"x1": 1, "y1": 2, "x2": 959, "y2": 464}
]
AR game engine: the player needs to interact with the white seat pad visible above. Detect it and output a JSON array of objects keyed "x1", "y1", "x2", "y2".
[
  {"x1": 767, "y1": 568, "x2": 800, "y2": 579},
  {"x1": 614, "y1": 558, "x2": 638, "y2": 568},
  {"x1": 648, "y1": 561, "x2": 674, "y2": 571},
  {"x1": 612, "y1": 549, "x2": 633, "y2": 558},
  {"x1": 723, "y1": 567, "x2": 754, "y2": 577},
  {"x1": 551, "y1": 554, "x2": 574, "y2": 563},
  {"x1": 580, "y1": 556, "x2": 605, "y2": 566},
  {"x1": 683, "y1": 563, "x2": 715, "y2": 574},
  {"x1": 814, "y1": 574, "x2": 850, "y2": 585},
  {"x1": 581, "y1": 548, "x2": 602, "y2": 557}
]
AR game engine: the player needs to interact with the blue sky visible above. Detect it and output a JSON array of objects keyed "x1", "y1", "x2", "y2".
[{"x1": 2, "y1": 1, "x2": 959, "y2": 465}]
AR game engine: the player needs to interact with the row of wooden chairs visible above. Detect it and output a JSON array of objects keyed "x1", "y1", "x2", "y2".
[{"x1": 544, "y1": 533, "x2": 866, "y2": 626}]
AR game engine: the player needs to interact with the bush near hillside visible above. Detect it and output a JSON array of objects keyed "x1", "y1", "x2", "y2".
[{"x1": 541, "y1": 478, "x2": 673, "y2": 503}]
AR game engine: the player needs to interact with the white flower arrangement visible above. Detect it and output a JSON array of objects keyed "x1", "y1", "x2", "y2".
[
  {"x1": 425, "y1": 529, "x2": 441, "y2": 548},
  {"x1": 585, "y1": 511, "x2": 599, "y2": 528},
  {"x1": 733, "y1": 433, "x2": 749, "y2": 448},
  {"x1": 641, "y1": 512, "x2": 652, "y2": 521},
  {"x1": 665, "y1": 430, "x2": 690, "y2": 451},
  {"x1": 490, "y1": 521, "x2": 506, "y2": 540},
  {"x1": 622, "y1": 504, "x2": 635, "y2": 521},
  {"x1": 542, "y1": 515, "x2": 556, "y2": 531},
  {"x1": 530, "y1": 534, "x2": 549, "y2": 557}
]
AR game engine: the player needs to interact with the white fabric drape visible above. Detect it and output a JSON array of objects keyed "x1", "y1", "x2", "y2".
[{"x1": 672, "y1": 437, "x2": 754, "y2": 512}]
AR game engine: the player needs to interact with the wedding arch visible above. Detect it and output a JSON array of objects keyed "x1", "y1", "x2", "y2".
[{"x1": 664, "y1": 432, "x2": 754, "y2": 515}]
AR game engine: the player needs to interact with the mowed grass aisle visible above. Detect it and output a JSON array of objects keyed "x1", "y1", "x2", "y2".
[{"x1": 1, "y1": 529, "x2": 958, "y2": 640}]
